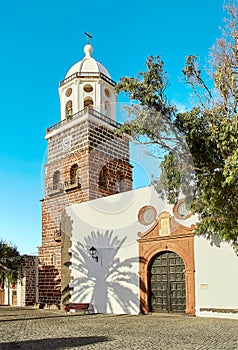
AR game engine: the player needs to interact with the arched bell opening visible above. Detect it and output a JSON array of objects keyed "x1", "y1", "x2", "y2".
[
  {"x1": 104, "y1": 101, "x2": 110, "y2": 116},
  {"x1": 84, "y1": 97, "x2": 94, "y2": 109},
  {"x1": 65, "y1": 100, "x2": 73, "y2": 117}
]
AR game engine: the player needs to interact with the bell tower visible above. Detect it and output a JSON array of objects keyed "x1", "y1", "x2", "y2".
[
  {"x1": 59, "y1": 44, "x2": 117, "y2": 120},
  {"x1": 38, "y1": 43, "x2": 133, "y2": 308}
]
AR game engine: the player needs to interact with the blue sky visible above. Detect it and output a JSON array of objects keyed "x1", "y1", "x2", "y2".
[{"x1": 0, "y1": 0, "x2": 227, "y2": 254}]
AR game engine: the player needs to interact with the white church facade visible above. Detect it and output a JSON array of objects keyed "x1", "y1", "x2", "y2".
[
  {"x1": 38, "y1": 41, "x2": 238, "y2": 319},
  {"x1": 66, "y1": 186, "x2": 238, "y2": 319}
]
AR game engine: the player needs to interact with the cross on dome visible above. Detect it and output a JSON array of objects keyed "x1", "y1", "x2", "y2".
[
  {"x1": 84, "y1": 32, "x2": 92, "y2": 44},
  {"x1": 84, "y1": 32, "x2": 93, "y2": 57}
]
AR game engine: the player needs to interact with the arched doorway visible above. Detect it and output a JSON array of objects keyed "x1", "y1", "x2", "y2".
[{"x1": 149, "y1": 251, "x2": 186, "y2": 313}]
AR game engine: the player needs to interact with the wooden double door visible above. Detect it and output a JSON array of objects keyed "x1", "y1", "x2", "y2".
[{"x1": 149, "y1": 251, "x2": 186, "y2": 313}]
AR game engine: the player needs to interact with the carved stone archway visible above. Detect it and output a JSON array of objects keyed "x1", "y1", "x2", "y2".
[{"x1": 138, "y1": 210, "x2": 195, "y2": 315}]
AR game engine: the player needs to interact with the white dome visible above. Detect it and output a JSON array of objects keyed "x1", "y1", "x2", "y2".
[{"x1": 65, "y1": 44, "x2": 111, "y2": 78}]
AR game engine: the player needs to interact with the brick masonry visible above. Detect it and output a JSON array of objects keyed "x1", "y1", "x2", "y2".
[
  {"x1": 47, "y1": 119, "x2": 130, "y2": 164},
  {"x1": 38, "y1": 112, "x2": 132, "y2": 307},
  {"x1": 20, "y1": 255, "x2": 38, "y2": 306}
]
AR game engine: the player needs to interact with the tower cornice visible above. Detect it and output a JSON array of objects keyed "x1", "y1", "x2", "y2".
[
  {"x1": 46, "y1": 108, "x2": 122, "y2": 139},
  {"x1": 59, "y1": 71, "x2": 116, "y2": 88}
]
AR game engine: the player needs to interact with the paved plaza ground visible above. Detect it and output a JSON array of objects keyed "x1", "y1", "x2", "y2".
[{"x1": 0, "y1": 306, "x2": 237, "y2": 349}]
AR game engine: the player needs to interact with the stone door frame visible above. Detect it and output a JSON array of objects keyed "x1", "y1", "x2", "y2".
[{"x1": 138, "y1": 217, "x2": 195, "y2": 315}]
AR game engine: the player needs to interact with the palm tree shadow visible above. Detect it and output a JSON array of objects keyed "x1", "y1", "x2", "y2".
[{"x1": 70, "y1": 230, "x2": 140, "y2": 314}]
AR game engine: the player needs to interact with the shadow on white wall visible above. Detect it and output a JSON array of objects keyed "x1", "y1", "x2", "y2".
[{"x1": 70, "y1": 230, "x2": 139, "y2": 314}]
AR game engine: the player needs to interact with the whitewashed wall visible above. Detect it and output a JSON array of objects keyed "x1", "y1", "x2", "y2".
[
  {"x1": 66, "y1": 186, "x2": 171, "y2": 314},
  {"x1": 66, "y1": 185, "x2": 238, "y2": 319},
  {"x1": 195, "y1": 237, "x2": 238, "y2": 319}
]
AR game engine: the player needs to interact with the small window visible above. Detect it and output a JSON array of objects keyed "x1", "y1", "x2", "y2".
[
  {"x1": 84, "y1": 97, "x2": 93, "y2": 108},
  {"x1": 99, "y1": 166, "x2": 107, "y2": 190},
  {"x1": 70, "y1": 164, "x2": 79, "y2": 185},
  {"x1": 115, "y1": 173, "x2": 125, "y2": 193},
  {"x1": 84, "y1": 84, "x2": 93, "y2": 93},
  {"x1": 66, "y1": 100, "x2": 73, "y2": 117},
  {"x1": 116, "y1": 174, "x2": 124, "y2": 193},
  {"x1": 51, "y1": 255, "x2": 57, "y2": 266},
  {"x1": 53, "y1": 170, "x2": 60, "y2": 190},
  {"x1": 65, "y1": 87, "x2": 72, "y2": 97},
  {"x1": 105, "y1": 88, "x2": 110, "y2": 97},
  {"x1": 115, "y1": 176, "x2": 121, "y2": 192},
  {"x1": 104, "y1": 101, "x2": 110, "y2": 116}
]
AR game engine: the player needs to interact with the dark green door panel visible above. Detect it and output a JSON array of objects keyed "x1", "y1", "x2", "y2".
[{"x1": 150, "y1": 252, "x2": 186, "y2": 313}]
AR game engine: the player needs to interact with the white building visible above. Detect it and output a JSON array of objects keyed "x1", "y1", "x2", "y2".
[
  {"x1": 65, "y1": 185, "x2": 238, "y2": 319},
  {"x1": 42, "y1": 41, "x2": 238, "y2": 319}
]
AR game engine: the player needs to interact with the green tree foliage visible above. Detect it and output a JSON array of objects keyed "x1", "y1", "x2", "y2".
[
  {"x1": 115, "y1": 5, "x2": 238, "y2": 250},
  {"x1": 0, "y1": 239, "x2": 21, "y2": 285}
]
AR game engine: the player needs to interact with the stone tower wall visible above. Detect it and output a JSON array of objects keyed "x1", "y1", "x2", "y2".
[
  {"x1": 38, "y1": 115, "x2": 132, "y2": 307},
  {"x1": 20, "y1": 255, "x2": 38, "y2": 306}
]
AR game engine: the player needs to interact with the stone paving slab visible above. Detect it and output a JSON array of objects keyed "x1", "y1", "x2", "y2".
[{"x1": 0, "y1": 306, "x2": 237, "y2": 349}]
